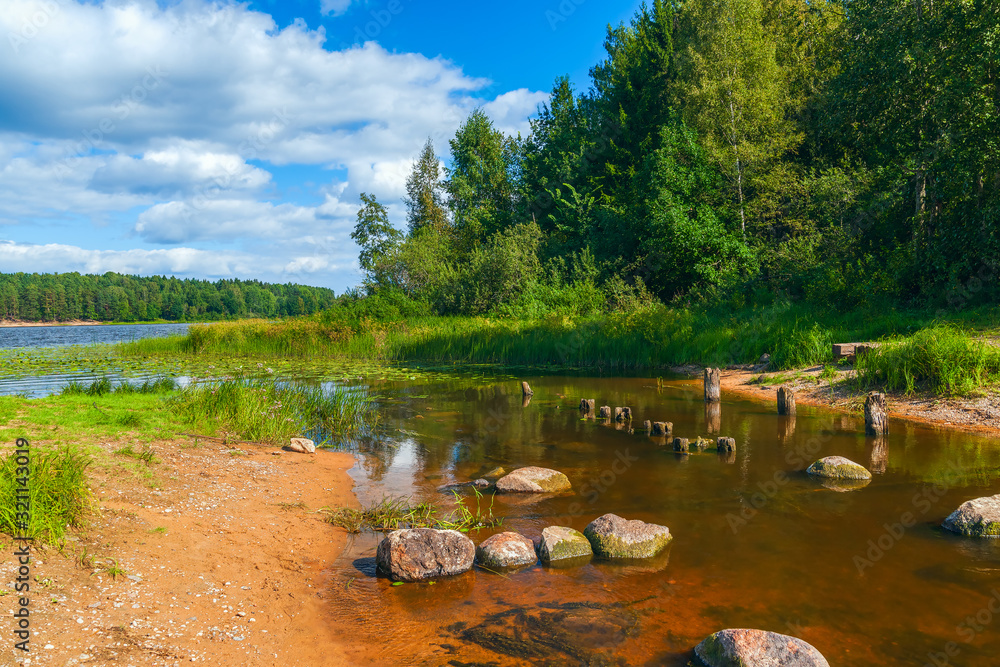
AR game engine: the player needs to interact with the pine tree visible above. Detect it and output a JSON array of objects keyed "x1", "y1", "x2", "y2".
[{"x1": 404, "y1": 138, "x2": 449, "y2": 236}]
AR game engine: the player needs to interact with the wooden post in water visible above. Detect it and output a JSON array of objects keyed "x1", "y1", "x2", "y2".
[
  {"x1": 717, "y1": 437, "x2": 736, "y2": 453},
  {"x1": 579, "y1": 399, "x2": 595, "y2": 414},
  {"x1": 865, "y1": 392, "x2": 888, "y2": 436},
  {"x1": 673, "y1": 437, "x2": 689, "y2": 452},
  {"x1": 643, "y1": 420, "x2": 652, "y2": 434},
  {"x1": 599, "y1": 406, "x2": 612, "y2": 419},
  {"x1": 617, "y1": 407, "x2": 632, "y2": 422},
  {"x1": 521, "y1": 381, "x2": 533, "y2": 397},
  {"x1": 613, "y1": 407, "x2": 623, "y2": 421},
  {"x1": 704, "y1": 368, "x2": 721, "y2": 402},
  {"x1": 777, "y1": 386, "x2": 796, "y2": 415}
]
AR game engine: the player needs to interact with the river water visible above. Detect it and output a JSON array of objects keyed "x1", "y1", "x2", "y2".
[
  {"x1": 3, "y1": 327, "x2": 1000, "y2": 664},
  {"x1": 331, "y1": 375, "x2": 1000, "y2": 666}
]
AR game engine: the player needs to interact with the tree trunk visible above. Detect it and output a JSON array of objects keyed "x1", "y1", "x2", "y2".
[{"x1": 520, "y1": 381, "x2": 533, "y2": 396}]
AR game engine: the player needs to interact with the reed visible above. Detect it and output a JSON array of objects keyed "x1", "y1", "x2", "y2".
[{"x1": 169, "y1": 374, "x2": 377, "y2": 445}]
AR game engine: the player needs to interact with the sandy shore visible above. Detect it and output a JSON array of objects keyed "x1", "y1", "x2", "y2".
[
  {"x1": 0, "y1": 320, "x2": 104, "y2": 328},
  {"x1": 1, "y1": 437, "x2": 361, "y2": 667},
  {"x1": 714, "y1": 364, "x2": 1000, "y2": 435}
]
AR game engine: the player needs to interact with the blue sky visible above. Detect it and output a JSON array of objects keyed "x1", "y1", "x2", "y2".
[{"x1": 0, "y1": 0, "x2": 642, "y2": 291}]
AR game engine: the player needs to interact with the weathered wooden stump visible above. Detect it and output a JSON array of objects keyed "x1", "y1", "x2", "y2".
[
  {"x1": 717, "y1": 437, "x2": 736, "y2": 453},
  {"x1": 864, "y1": 391, "x2": 888, "y2": 436},
  {"x1": 521, "y1": 381, "x2": 533, "y2": 396},
  {"x1": 705, "y1": 402, "x2": 721, "y2": 434},
  {"x1": 673, "y1": 437, "x2": 689, "y2": 452},
  {"x1": 643, "y1": 420, "x2": 652, "y2": 434},
  {"x1": 704, "y1": 368, "x2": 721, "y2": 403},
  {"x1": 777, "y1": 386, "x2": 796, "y2": 416},
  {"x1": 652, "y1": 421, "x2": 673, "y2": 436},
  {"x1": 599, "y1": 406, "x2": 612, "y2": 419},
  {"x1": 579, "y1": 399, "x2": 595, "y2": 414},
  {"x1": 613, "y1": 407, "x2": 623, "y2": 421},
  {"x1": 617, "y1": 407, "x2": 632, "y2": 422}
]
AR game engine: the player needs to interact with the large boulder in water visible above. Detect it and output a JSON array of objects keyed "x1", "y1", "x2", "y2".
[
  {"x1": 375, "y1": 528, "x2": 475, "y2": 582},
  {"x1": 495, "y1": 466, "x2": 571, "y2": 493},
  {"x1": 806, "y1": 456, "x2": 871, "y2": 480},
  {"x1": 476, "y1": 532, "x2": 536, "y2": 570},
  {"x1": 584, "y1": 513, "x2": 672, "y2": 559},
  {"x1": 694, "y1": 629, "x2": 830, "y2": 666},
  {"x1": 943, "y1": 494, "x2": 1000, "y2": 537},
  {"x1": 538, "y1": 526, "x2": 593, "y2": 564}
]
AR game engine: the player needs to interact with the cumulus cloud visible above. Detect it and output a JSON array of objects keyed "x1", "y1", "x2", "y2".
[{"x1": 0, "y1": 0, "x2": 544, "y2": 288}]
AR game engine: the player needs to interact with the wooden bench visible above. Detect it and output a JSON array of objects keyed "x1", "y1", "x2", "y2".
[{"x1": 832, "y1": 342, "x2": 880, "y2": 361}]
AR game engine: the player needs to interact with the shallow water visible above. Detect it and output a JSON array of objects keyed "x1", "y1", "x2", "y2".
[{"x1": 329, "y1": 375, "x2": 1000, "y2": 666}]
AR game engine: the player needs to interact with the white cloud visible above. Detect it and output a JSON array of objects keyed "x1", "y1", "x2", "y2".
[
  {"x1": 0, "y1": 240, "x2": 260, "y2": 277},
  {"x1": 0, "y1": 0, "x2": 544, "y2": 288},
  {"x1": 320, "y1": 0, "x2": 354, "y2": 16}
]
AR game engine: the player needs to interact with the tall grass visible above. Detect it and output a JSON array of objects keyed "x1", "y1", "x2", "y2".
[
  {"x1": 118, "y1": 304, "x2": 1000, "y2": 384},
  {"x1": 855, "y1": 325, "x2": 1000, "y2": 395},
  {"x1": 0, "y1": 445, "x2": 92, "y2": 541},
  {"x1": 170, "y1": 374, "x2": 377, "y2": 444}
]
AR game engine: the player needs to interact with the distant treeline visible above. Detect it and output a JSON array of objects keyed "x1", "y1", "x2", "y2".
[{"x1": 0, "y1": 272, "x2": 337, "y2": 322}]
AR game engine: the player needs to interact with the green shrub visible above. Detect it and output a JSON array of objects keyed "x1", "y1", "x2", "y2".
[{"x1": 0, "y1": 444, "x2": 92, "y2": 541}]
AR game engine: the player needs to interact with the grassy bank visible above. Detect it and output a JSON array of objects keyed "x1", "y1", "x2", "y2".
[{"x1": 119, "y1": 304, "x2": 1000, "y2": 392}]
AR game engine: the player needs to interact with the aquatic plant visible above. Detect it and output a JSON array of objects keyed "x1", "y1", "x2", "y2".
[
  {"x1": 169, "y1": 374, "x2": 378, "y2": 445},
  {"x1": 321, "y1": 489, "x2": 501, "y2": 533}
]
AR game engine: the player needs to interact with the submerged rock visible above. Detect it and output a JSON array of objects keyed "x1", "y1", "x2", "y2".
[
  {"x1": 476, "y1": 532, "x2": 537, "y2": 570},
  {"x1": 944, "y1": 494, "x2": 1000, "y2": 537},
  {"x1": 495, "y1": 467, "x2": 571, "y2": 493},
  {"x1": 375, "y1": 528, "x2": 475, "y2": 582},
  {"x1": 287, "y1": 437, "x2": 316, "y2": 454},
  {"x1": 538, "y1": 526, "x2": 593, "y2": 564},
  {"x1": 806, "y1": 456, "x2": 871, "y2": 480},
  {"x1": 438, "y1": 479, "x2": 491, "y2": 494},
  {"x1": 482, "y1": 466, "x2": 506, "y2": 479},
  {"x1": 694, "y1": 628, "x2": 830, "y2": 667},
  {"x1": 584, "y1": 513, "x2": 672, "y2": 559}
]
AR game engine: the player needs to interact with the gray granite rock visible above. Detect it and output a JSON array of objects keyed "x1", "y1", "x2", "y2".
[{"x1": 694, "y1": 629, "x2": 830, "y2": 666}]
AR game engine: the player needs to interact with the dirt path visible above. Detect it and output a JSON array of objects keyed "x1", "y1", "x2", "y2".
[
  {"x1": 715, "y1": 364, "x2": 1000, "y2": 435},
  {"x1": 2, "y1": 438, "x2": 362, "y2": 667}
]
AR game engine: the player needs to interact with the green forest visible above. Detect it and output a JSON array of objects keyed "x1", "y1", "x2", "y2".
[
  {"x1": 352, "y1": 0, "x2": 999, "y2": 318},
  {"x1": 0, "y1": 273, "x2": 336, "y2": 322}
]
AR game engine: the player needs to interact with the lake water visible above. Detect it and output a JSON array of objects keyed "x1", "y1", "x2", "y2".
[
  {"x1": 327, "y1": 375, "x2": 1000, "y2": 666},
  {"x1": 0, "y1": 322, "x2": 192, "y2": 349},
  {"x1": 4, "y1": 328, "x2": 1000, "y2": 664}
]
